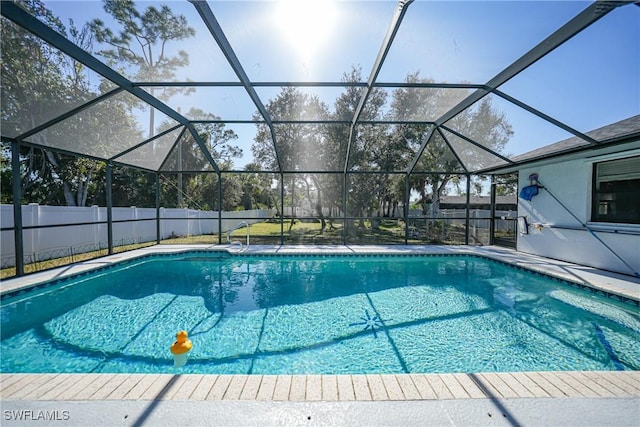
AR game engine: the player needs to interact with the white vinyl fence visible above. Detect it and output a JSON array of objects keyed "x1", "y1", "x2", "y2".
[
  {"x1": 404, "y1": 208, "x2": 516, "y2": 244},
  {"x1": 408, "y1": 208, "x2": 516, "y2": 230},
  {"x1": 1, "y1": 204, "x2": 275, "y2": 268}
]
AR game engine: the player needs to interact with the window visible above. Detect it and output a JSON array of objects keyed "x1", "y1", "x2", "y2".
[{"x1": 591, "y1": 156, "x2": 640, "y2": 224}]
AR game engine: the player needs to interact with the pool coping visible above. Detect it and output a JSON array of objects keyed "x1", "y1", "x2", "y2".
[
  {"x1": 1, "y1": 246, "x2": 639, "y2": 426},
  {"x1": 1, "y1": 371, "x2": 639, "y2": 426},
  {"x1": 2, "y1": 371, "x2": 639, "y2": 402}
]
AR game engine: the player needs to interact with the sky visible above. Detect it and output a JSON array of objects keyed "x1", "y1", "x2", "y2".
[{"x1": 42, "y1": 0, "x2": 640, "y2": 170}]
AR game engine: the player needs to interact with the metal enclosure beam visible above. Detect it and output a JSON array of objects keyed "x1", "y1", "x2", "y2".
[
  {"x1": 406, "y1": 126, "x2": 436, "y2": 175},
  {"x1": 404, "y1": 0, "x2": 626, "y2": 171},
  {"x1": 342, "y1": 173, "x2": 348, "y2": 245},
  {"x1": 437, "y1": 128, "x2": 469, "y2": 174},
  {"x1": 344, "y1": 0, "x2": 414, "y2": 173},
  {"x1": 489, "y1": 175, "x2": 497, "y2": 246},
  {"x1": 158, "y1": 128, "x2": 189, "y2": 173},
  {"x1": 156, "y1": 173, "x2": 161, "y2": 244},
  {"x1": 189, "y1": 0, "x2": 283, "y2": 172},
  {"x1": 440, "y1": 125, "x2": 515, "y2": 166},
  {"x1": 11, "y1": 141, "x2": 24, "y2": 276},
  {"x1": 404, "y1": 174, "x2": 410, "y2": 244},
  {"x1": 1, "y1": 2, "x2": 220, "y2": 175},
  {"x1": 465, "y1": 175, "x2": 471, "y2": 245},
  {"x1": 15, "y1": 88, "x2": 123, "y2": 141},
  {"x1": 106, "y1": 162, "x2": 113, "y2": 254},
  {"x1": 280, "y1": 176, "x2": 285, "y2": 245},
  {"x1": 491, "y1": 89, "x2": 599, "y2": 145},
  {"x1": 110, "y1": 124, "x2": 184, "y2": 162},
  {"x1": 432, "y1": 1, "x2": 625, "y2": 127},
  {"x1": 218, "y1": 177, "x2": 223, "y2": 244}
]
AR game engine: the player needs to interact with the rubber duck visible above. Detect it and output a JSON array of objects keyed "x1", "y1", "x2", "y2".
[{"x1": 170, "y1": 330, "x2": 193, "y2": 368}]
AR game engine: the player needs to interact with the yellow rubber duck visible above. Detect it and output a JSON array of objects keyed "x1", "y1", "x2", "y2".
[{"x1": 170, "y1": 330, "x2": 193, "y2": 367}]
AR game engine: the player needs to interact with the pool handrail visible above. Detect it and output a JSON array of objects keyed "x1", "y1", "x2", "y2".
[{"x1": 226, "y1": 221, "x2": 249, "y2": 251}]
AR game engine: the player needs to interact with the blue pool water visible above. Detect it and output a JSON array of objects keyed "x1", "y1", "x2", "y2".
[{"x1": 1, "y1": 252, "x2": 639, "y2": 374}]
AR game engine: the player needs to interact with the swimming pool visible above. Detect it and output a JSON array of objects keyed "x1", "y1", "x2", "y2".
[{"x1": 1, "y1": 251, "x2": 639, "y2": 374}]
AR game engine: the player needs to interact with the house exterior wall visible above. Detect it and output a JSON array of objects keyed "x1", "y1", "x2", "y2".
[{"x1": 517, "y1": 150, "x2": 640, "y2": 276}]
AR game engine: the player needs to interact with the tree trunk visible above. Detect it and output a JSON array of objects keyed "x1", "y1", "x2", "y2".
[
  {"x1": 310, "y1": 176, "x2": 326, "y2": 233},
  {"x1": 431, "y1": 178, "x2": 449, "y2": 216},
  {"x1": 431, "y1": 183, "x2": 440, "y2": 215},
  {"x1": 419, "y1": 183, "x2": 428, "y2": 215},
  {"x1": 44, "y1": 150, "x2": 76, "y2": 206},
  {"x1": 79, "y1": 170, "x2": 92, "y2": 207},
  {"x1": 21, "y1": 147, "x2": 47, "y2": 195},
  {"x1": 62, "y1": 182, "x2": 76, "y2": 206}
]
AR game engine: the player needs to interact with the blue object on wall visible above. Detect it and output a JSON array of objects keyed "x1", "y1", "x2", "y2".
[{"x1": 519, "y1": 184, "x2": 539, "y2": 201}]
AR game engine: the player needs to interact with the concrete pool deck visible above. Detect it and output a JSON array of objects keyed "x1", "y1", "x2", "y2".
[{"x1": 1, "y1": 245, "x2": 639, "y2": 426}]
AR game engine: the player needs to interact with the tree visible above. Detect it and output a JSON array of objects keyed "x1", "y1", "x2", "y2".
[
  {"x1": 252, "y1": 87, "x2": 329, "y2": 171},
  {"x1": 157, "y1": 109, "x2": 241, "y2": 209},
  {"x1": 110, "y1": 166, "x2": 156, "y2": 208},
  {"x1": 333, "y1": 67, "x2": 388, "y2": 230},
  {"x1": 240, "y1": 163, "x2": 276, "y2": 210},
  {"x1": 378, "y1": 174, "x2": 405, "y2": 217},
  {"x1": 90, "y1": 0, "x2": 195, "y2": 137},
  {"x1": 391, "y1": 72, "x2": 513, "y2": 215},
  {"x1": 2, "y1": 0, "x2": 76, "y2": 204},
  {"x1": 1, "y1": 0, "x2": 70, "y2": 139},
  {"x1": 190, "y1": 109, "x2": 242, "y2": 170},
  {"x1": 495, "y1": 173, "x2": 518, "y2": 196},
  {"x1": 252, "y1": 87, "x2": 335, "y2": 231},
  {"x1": 405, "y1": 130, "x2": 464, "y2": 214},
  {"x1": 1, "y1": 0, "x2": 141, "y2": 206}
]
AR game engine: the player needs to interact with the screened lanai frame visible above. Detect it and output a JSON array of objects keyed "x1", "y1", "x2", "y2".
[{"x1": 2, "y1": 0, "x2": 639, "y2": 276}]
